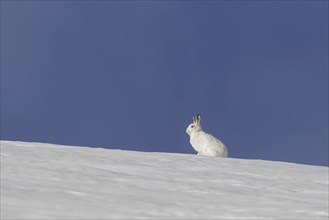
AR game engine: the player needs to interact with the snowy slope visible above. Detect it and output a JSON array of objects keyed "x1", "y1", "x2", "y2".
[{"x1": 1, "y1": 141, "x2": 328, "y2": 219}]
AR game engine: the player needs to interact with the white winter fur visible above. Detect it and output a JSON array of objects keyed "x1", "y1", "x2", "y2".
[{"x1": 186, "y1": 114, "x2": 228, "y2": 157}]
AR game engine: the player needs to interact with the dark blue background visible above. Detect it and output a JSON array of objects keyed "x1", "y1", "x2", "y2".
[{"x1": 1, "y1": 1, "x2": 328, "y2": 166}]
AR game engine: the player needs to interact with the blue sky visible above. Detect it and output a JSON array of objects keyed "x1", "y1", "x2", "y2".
[{"x1": 1, "y1": 1, "x2": 328, "y2": 166}]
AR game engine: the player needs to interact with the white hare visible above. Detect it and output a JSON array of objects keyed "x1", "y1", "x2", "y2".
[{"x1": 186, "y1": 114, "x2": 228, "y2": 157}]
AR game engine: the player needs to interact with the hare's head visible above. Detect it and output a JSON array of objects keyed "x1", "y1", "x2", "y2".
[{"x1": 186, "y1": 114, "x2": 202, "y2": 135}]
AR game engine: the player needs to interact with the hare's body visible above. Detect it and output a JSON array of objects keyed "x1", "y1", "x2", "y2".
[
  {"x1": 190, "y1": 131, "x2": 228, "y2": 157},
  {"x1": 186, "y1": 114, "x2": 228, "y2": 157}
]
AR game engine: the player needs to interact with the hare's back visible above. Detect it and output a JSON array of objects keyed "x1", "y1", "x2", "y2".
[
  {"x1": 203, "y1": 133, "x2": 223, "y2": 146},
  {"x1": 204, "y1": 133, "x2": 228, "y2": 156}
]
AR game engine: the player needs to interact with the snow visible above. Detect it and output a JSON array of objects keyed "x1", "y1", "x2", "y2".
[{"x1": 1, "y1": 141, "x2": 328, "y2": 219}]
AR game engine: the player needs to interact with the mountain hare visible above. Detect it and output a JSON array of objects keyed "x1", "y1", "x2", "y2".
[{"x1": 186, "y1": 114, "x2": 228, "y2": 157}]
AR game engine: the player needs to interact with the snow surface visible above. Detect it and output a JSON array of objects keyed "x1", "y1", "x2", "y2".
[{"x1": 1, "y1": 141, "x2": 328, "y2": 219}]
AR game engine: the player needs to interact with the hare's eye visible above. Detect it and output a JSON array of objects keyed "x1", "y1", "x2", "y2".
[{"x1": 191, "y1": 125, "x2": 195, "y2": 128}]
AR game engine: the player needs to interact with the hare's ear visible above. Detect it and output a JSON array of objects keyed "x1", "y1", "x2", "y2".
[
  {"x1": 196, "y1": 114, "x2": 201, "y2": 124},
  {"x1": 193, "y1": 115, "x2": 197, "y2": 123},
  {"x1": 193, "y1": 114, "x2": 201, "y2": 124}
]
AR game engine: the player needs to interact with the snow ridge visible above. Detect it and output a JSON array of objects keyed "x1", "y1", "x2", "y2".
[{"x1": 1, "y1": 141, "x2": 328, "y2": 219}]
